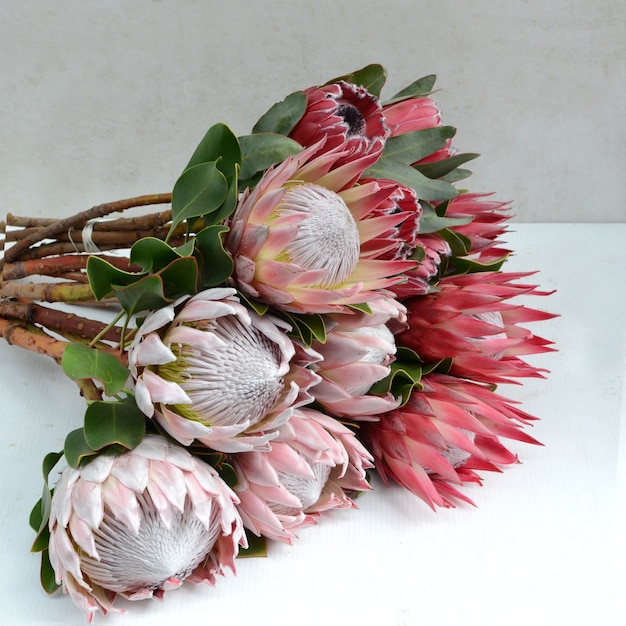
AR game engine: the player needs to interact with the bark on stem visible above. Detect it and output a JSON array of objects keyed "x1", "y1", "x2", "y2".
[
  {"x1": 1, "y1": 281, "x2": 94, "y2": 302},
  {"x1": 3, "y1": 193, "x2": 172, "y2": 263}
]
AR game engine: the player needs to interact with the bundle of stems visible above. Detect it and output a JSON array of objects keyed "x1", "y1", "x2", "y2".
[{"x1": 0, "y1": 194, "x2": 174, "y2": 389}]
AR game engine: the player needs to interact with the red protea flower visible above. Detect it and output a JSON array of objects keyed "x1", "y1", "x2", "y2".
[
  {"x1": 383, "y1": 96, "x2": 454, "y2": 163},
  {"x1": 289, "y1": 80, "x2": 389, "y2": 170},
  {"x1": 362, "y1": 373, "x2": 542, "y2": 509},
  {"x1": 397, "y1": 271, "x2": 556, "y2": 386},
  {"x1": 230, "y1": 408, "x2": 373, "y2": 543},
  {"x1": 225, "y1": 145, "x2": 416, "y2": 314}
]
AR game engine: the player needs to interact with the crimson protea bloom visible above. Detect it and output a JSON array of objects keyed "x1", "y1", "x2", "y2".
[
  {"x1": 128, "y1": 288, "x2": 321, "y2": 452},
  {"x1": 230, "y1": 408, "x2": 373, "y2": 543},
  {"x1": 226, "y1": 145, "x2": 416, "y2": 314},
  {"x1": 48, "y1": 435, "x2": 245, "y2": 621},
  {"x1": 311, "y1": 297, "x2": 406, "y2": 420},
  {"x1": 362, "y1": 373, "x2": 541, "y2": 509},
  {"x1": 397, "y1": 271, "x2": 556, "y2": 385},
  {"x1": 289, "y1": 80, "x2": 389, "y2": 170}
]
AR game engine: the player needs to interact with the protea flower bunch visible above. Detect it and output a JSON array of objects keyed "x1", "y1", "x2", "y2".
[{"x1": 0, "y1": 64, "x2": 556, "y2": 620}]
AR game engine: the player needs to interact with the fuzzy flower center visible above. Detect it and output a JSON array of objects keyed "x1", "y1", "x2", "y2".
[
  {"x1": 272, "y1": 462, "x2": 332, "y2": 515},
  {"x1": 279, "y1": 183, "x2": 360, "y2": 287},
  {"x1": 336, "y1": 102, "x2": 366, "y2": 137},
  {"x1": 160, "y1": 315, "x2": 284, "y2": 428},
  {"x1": 80, "y1": 493, "x2": 218, "y2": 594}
]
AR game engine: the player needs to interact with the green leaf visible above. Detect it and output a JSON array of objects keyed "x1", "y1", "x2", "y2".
[
  {"x1": 87, "y1": 256, "x2": 143, "y2": 301},
  {"x1": 184, "y1": 123, "x2": 241, "y2": 180},
  {"x1": 130, "y1": 237, "x2": 182, "y2": 273},
  {"x1": 83, "y1": 399, "x2": 146, "y2": 452},
  {"x1": 348, "y1": 302, "x2": 373, "y2": 315},
  {"x1": 385, "y1": 74, "x2": 438, "y2": 104},
  {"x1": 40, "y1": 549, "x2": 61, "y2": 594},
  {"x1": 170, "y1": 161, "x2": 229, "y2": 232},
  {"x1": 61, "y1": 343, "x2": 129, "y2": 396},
  {"x1": 29, "y1": 451, "x2": 63, "y2": 552},
  {"x1": 252, "y1": 91, "x2": 307, "y2": 135},
  {"x1": 364, "y1": 157, "x2": 459, "y2": 201},
  {"x1": 194, "y1": 225, "x2": 234, "y2": 288},
  {"x1": 441, "y1": 168, "x2": 473, "y2": 183},
  {"x1": 64, "y1": 428, "x2": 98, "y2": 468},
  {"x1": 281, "y1": 312, "x2": 327, "y2": 347},
  {"x1": 326, "y1": 64, "x2": 387, "y2": 97},
  {"x1": 208, "y1": 175, "x2": 240, "y2": 225},
  {"x1": 382, "y1": 126, "x2": 456, "y2": 165},
  {"x1": 444, "y1": 253, "x2": 509, "y2": 276},
  {"x1": 418, "y1": 203, "x2": 472, "y2": 234},
  {"x1": 238, "y1": 531, "x2": 268, "y2": 558},
  {"x1": 114, "y1": 274, "x2": 169, "y2": 316},
  {"x1": 238, "y1": 133, "x2": 303, "y2": 181},
  {"x1": 218, "y1": 462, "x2": 238, "y2": 489},
  {"x1": 236, "y1": 291, "x2": 269, "y2": 316},
  {"x1": 369, "y1": 346, "x2": 424, "y2": 405},
  {"x1": 415, "y1": 153, "x2": 480, "y2": 179},
  {"x1": 157, "y1": 256, "x2": 199, "y2": 299},
  {"x1": 439, "y1": 228, "x2": 472, "y2": 257}
]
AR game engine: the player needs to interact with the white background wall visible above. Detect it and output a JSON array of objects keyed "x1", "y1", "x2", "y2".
[{"x1": 1, "y1": 0, "x2": 624, "y2": 222}]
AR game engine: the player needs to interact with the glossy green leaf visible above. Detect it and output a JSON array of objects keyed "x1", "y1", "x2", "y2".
[
  {"x1": 237, "y1": 291, "x2": 269, "y2": 316},
  {"x1": 370, "y1": 346, "x2": 424, "y2": 405},
  {"x1": 385, "y1": 74, "x2": 438, "y2": 104},
  {"x1": 61, "y1": 343, "x2": 129, "y2": 396},
  {"x1": 444, "y1": 253, "x2": 509, "y2": 276},
  {"x1": 170, "y1": 161, "x2": 229, "y2": 232},
  {"x1": 194, "y1": 225, "x2": 233, "y2": 288},
  {"x1": 365, "y1": 157, "x2": 459, "y2": 201},
  {"x1": 209, "y1": 175, "x2": 240, "y2": 225},
  {"x1": 84, "y1": 399, "x2": 146, "y2": 452},
  {"x1": 252, "y1": 91, "x2": 307, "y2": 135},
  {"x1": 131, "y1": 237, "x2": 182, "y2": 273},
  {"x1": 418, "y1": 203, "x2": 472, "y2": 234},
  {"x1": 382, "y1": 126, "x2": 456, "y2": 165},
  {"x1": 281, "y1": 312, "x2": 327, "y2": 347},
  {"x1": 218, "y1": 462, "x2": 238, "y2": 489},
  {"x1": 440, "y1": 228, "x2": 472, "y2": 257},
  {"x1": 415, "y1": 153, "x2": 480, "y2": 179},
  {"x1": 238, "y1": 531, "x2": 268, "y2": 558},
  {"x1": 326, "y1": 64, "x2": 387, "y2": 97},
  {"x1": 184, "y1": 123, "x2": 241, "y2": 180},
  {"x1": 64, "y1": 428, "x2": 98, "y2": 468},
  {"x1": 87, "y1": 256, "x2": 143, "y2": 301},
  {"x1": 238, "y1": 133, "x2": 302, "y2": 180},
  {"x1": 40, "y1": 549, "x2": 61, "y2": 594},
  {"x1": 157, "y1": 256, "x2": 199, "y2": 299},
  {"x1": 348, "y1": 302, "x2": 373, "y2": 315}
]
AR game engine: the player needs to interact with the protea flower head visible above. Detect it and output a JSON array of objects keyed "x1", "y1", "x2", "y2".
[
  {"x1": 362, "y1": 373, "x2": 542, "y2": 509},
  {"x1": 128, "y1": 288, "x2": 321, "y2": 452},
  {"x1": 230, "y1": 408, "x2": 373, "y2": 543},
  {"x1": 382, "y1": 95, "x2": 454, "y2": 163},
  {"x1": 311, "y1": 297, "x2": 406, "y2": 420},
  {"x1": 289, "y1": 80, "x2": 389, "y2": 170},
  {"x1": 48, "y1": 435, "x2": 245, "y2": 621},
  {"x1": 226, "y1": 145, "x2": 416, "y2": 314},
  {"x1": 397, "y1": 271, "x2": 557, "y2": 385}
]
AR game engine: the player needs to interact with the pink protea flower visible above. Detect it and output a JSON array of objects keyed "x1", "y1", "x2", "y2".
[
  {"x1": 230, "y1": 408, "x2": 373, "y2": 543},
  {"x1": 289, "y1": 80, "x2": 389, "y2": 170},
  {"x1": 383, "y1": 95, "x2": 454, "y2": 163},
  {"x1": 383, "y1": 97, "x2": 441, "y2": 136},
  {"x1": 225, "y1": 145, "x2": 416, "y2": 314},
  {"x1": 362, "y1": 373, "x2": 541, "y2": 509},
  {"x1": 48, "y1": 435, "x2": 245, "y2": 621},
  {"x1": 311, "y1": 297, "x2": 406, "y2": 420},
  {"x1": 442, "y1": 192, "x2": 512, "y2": 265},
  {"x1": 397, "y1": 271, "x2": 556, "y2": 385},
  {"x1": 128, "y1": 288, "x2": 321, "y2": 452}
]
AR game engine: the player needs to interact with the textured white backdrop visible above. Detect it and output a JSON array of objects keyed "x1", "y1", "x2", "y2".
[{"x1": 1, "y1": 0, "x2": 624, "y2": 222}]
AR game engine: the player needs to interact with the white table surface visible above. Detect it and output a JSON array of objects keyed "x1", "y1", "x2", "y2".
[{"x1": 1, "y1": 223, "x2": 624, "y2": 626}]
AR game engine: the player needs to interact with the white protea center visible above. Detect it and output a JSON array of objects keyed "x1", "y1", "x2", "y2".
[
  {"x1": 279, "y1": 183, "x2": 360, "y2": 288},
  {"x1": 81, "y1": 493, "x2": 219, "y2": 594},
  {"x1": 158, "y1": 315, "x2": 285, "y2": 428},
  {"x1": 272, "y1": 462, "x2": 332, "y2": 515}
]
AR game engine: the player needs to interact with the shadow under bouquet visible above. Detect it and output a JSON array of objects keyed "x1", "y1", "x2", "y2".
[{"x1": 0, "y1": 64, "x2": 556, "y2": 622}]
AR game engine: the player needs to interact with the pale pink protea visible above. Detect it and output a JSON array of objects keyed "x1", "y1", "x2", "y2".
[
  {"x1": 225, "y1": 145, "x2": 416, "y2": 314},
  {"x1": 362, "y1": 373, "x2": 541, "y2": 509},
  {"x1": 48, "y1": 435, "x2": 245, "y2": 621},
  {"x1": 397, "y1": 271, "x2": 557, "y2": 385},
  {"x1": 289, "y1": 80, "x2": 389, "y2": 170},
  {"x1": 230, "y1": 408, "x2": 373, "y2": 543},
  {"x1": 128, "y1": 288, "x2": 321, "y2": 452},
  {"x1": 311, "y1": 297, "x2": 406, "y2": 420},
  {"x1": 383, "y1": 95, "x2": 454, "y2": 163}
]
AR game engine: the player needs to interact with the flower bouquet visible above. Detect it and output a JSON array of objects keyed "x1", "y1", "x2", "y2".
[{"x1": 0, "y1": 64, "x2": 555, "y2": 621}]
